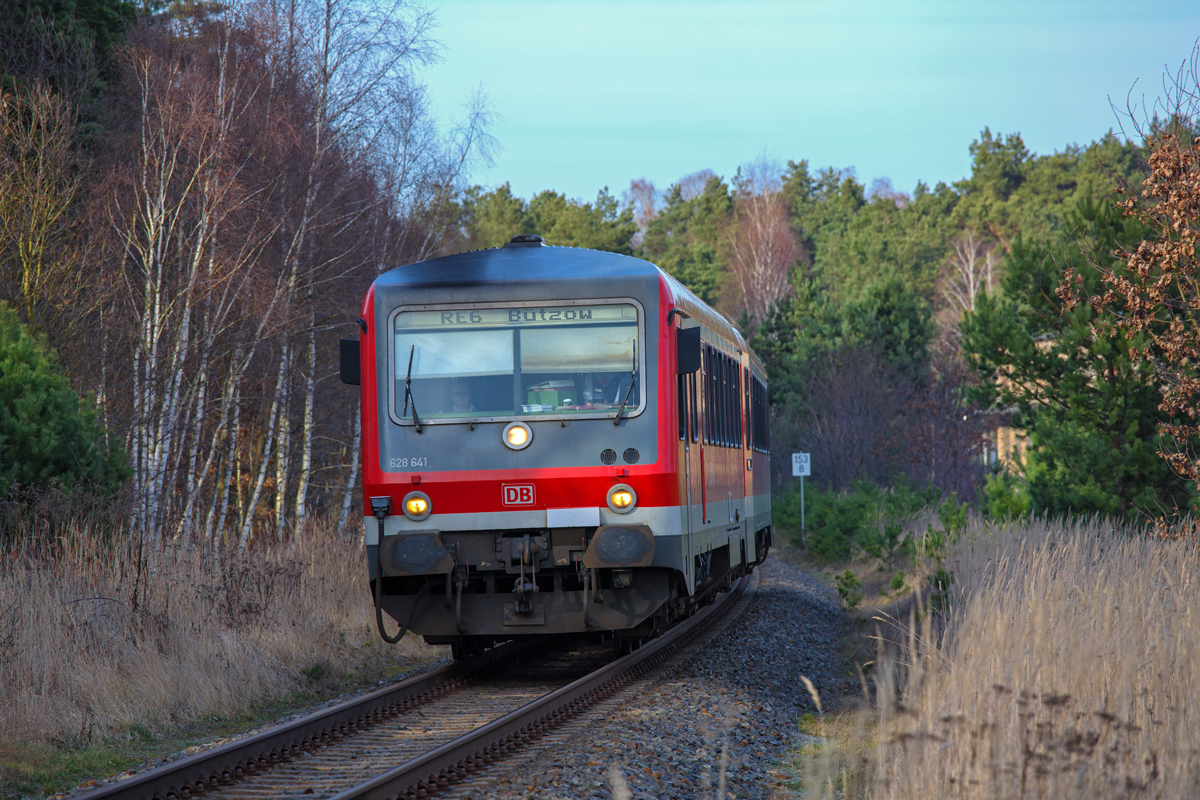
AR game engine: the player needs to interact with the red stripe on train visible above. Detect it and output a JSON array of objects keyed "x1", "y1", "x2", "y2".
[{"x1": 363, "y1": 470, "x2": 681, "y2": 514}]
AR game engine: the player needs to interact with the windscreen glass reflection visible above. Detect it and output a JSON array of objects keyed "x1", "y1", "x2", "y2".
[{"x1": 394, "y1": 303, "x2": 640, "y2": 420}]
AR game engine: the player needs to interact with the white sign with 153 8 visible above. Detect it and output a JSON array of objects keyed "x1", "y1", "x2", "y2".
[{"x1": 791, "y1": 452, "x2": 810, "y2": 477}]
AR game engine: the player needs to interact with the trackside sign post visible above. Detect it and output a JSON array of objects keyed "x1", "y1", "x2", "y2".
[{"x1": 792, "y1": 453, "x2": 810, "y2": 545}]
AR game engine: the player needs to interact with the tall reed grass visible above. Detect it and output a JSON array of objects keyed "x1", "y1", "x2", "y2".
[
  {"x1": 0, "y1": 498, "x2": 431, "y2": 743},
  {"x1": 804, "y1": 515, "x2": 1200, "y2": 799}
]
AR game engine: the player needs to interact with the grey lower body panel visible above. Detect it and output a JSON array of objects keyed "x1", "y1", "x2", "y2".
[
  {"x1": 376, "y1": 567, "x2": 671, "y2": 636},
  {"x1": 364, "y1": 522, "x2": 757, "y2": 639}
]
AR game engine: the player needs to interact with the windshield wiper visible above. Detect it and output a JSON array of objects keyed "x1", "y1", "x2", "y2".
[
  {"x1": 613, "y1": 342, "x2": 637, "y2": 426},
  {"x1": 402, "y1": 344, "x2": 423, "y2": 433}
]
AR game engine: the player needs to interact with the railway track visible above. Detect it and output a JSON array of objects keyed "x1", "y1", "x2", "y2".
[{"x1": 78, "y1": 576, "x2": 749, "y2": 800}]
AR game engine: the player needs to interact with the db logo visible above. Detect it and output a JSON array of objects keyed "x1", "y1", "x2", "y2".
[{"x1": 502, "y1": 484, "x2": 535, "y2": 506}]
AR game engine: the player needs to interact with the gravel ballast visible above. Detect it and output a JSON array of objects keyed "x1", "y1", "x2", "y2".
[{"x1": 444, "y1": 555, "x2": 849, "y2": 799}]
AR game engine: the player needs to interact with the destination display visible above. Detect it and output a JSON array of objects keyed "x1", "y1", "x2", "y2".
[{"x1": 395, "y1": 304, "x2": 636, "y2": 328}]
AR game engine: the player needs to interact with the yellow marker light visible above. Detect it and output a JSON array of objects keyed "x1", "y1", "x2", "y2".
[
  {"x1": 402, "y1": 491, "x2": 431, "y2": 521},
  {"x1": 502, "y1": 422, "x2": 533, "y2": 450},
  {"x1": 610, "y1": 490, "x2": 634, "y2": 509},
  {"x1": 606, "y1": 483, "x2": 637, "y2": 514}
]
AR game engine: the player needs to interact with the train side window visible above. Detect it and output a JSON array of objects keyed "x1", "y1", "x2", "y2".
[
  {"x1": 753, "y1": 376, "x2": 763, "y2": 450},
  {"x1": 716, "y1": 353, "x2": 723, "y2": 447},
  {"x1": 716, "y1": 349, "x2": 723, "y2": 446},
  {"x1": 739, "y1": 368, "x2": 745, "y2": 446},
  {"x1": 750, "y1": 377, "x2": 756, "y2": 452},
  {"x1": 748, "y1": 377, "x2": 754, "y2": 452},
  {"x1": 730, "y1": 359, "x2": 737, "y2": 448},
  {"x1": 726, "y1": 355, "x2": 734, "y2": 448},
  {"x1": 751, "y1": 377, "x2": 760, "y2": 453},
  {"x1": 758, "y1": 379, "x2": 764, "y2": 452},
  {"x1": 711, "y1": 352, "x2": 719, "y2": 447},
  {"x1": 764, "y1": 382, "x2": 770, "y2": 452},
  {"x1": 700, "y1": 345, "x2": 710, "y2": 443},
  {"x1": 716, "y1": 352, "x2": 725, "y2": 447},
  {"x1": 759, "y1": 378, "x2": 767, "y2": 452},
  {"x1": 703, "y1": 346, "x2": 711, "y2": 444},
  {"x1": 677, "y1": 373, "x2": 686, "y2": 441},
  {"x1": 690, "y1": 372, "x2": 699, "y2": 443},
  {"x1": 733, "y1": 359, "x2": 740, "y2": 447},
  {"x1": 739, "y1": 369, "x2": 748, "y2": 450},
  {"x1": 742, "y1": 367, "x2": 748, "y2": 449},
  {"x1": 731, "y1": 358, "x2": 739, "y2": 447},
  {"x1": 755, "y1": 378, "x2": 763, "y2": 452},
  {"x1": 723, "y1": 354, "x2": 731, "y2": 447}
]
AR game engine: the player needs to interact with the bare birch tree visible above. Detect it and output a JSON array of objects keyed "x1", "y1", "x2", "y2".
[
  {"x1": 84, "y1": 1, "x2": 487, "y2": 549},
  {"x1": 247, "y1": 0, "x2": 439, "y2": 542},
  {"x1": 941, "y1": 229, "x2": 997, "y2": 315},
  {"x1": 622, "y1": 178, "x2": 658, "y2": 248},
  {"x1": 730, "y1": 158, "x2": 800, "y2": 325},
  {"x1": 104, "y1": 18, "x2": 289, "y2": 540},
  {"x1": 677, "y1": 169, "x2": 717, "y2": 202}
]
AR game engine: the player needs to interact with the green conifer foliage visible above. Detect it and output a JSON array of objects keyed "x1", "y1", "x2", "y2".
[
  {"x1": 0, "y1": 302, "x2": 126, "y2": 497},
  {"x1": 462, "y1": 183, "x2": 527, "y2": 248},
  {"x1": 841, "y1": 278, "x2": 933, "y2": 384},
  {"x1": 640, "y1": 175, "x2": 732, "y2": 305},
  {"x1": 961, "y1": 200, "x2": 1189, "y2": 519},
  {"x1": 462, "y1": 185, "x2": 636, "y2": 254}
]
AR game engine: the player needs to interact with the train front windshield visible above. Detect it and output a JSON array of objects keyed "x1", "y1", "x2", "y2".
[{"x1": 392, "y1": 302, "x2": 642, "y2": 422}]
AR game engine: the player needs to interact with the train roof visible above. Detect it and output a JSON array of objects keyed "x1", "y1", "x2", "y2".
[
  {"x1": 375, "y1": 241, "x2": 765, "y2": 377},
  {"x1": 375, "y1": 242, "x2": 658, "y2": 291}
]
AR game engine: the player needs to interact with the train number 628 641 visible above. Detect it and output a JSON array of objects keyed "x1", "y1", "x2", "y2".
[{"x1": 388, "y1": 457, "x2": 427, "y2": 468}]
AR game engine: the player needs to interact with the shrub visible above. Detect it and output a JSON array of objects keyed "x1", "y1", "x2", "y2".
[
  {"x1": 776, "y1": 478, "x2": 941, "y2": 564},
  {"x1": 0, "y1": 303, "x2": 126, "y2": 499},
  {"x1": 835, "y1": 569, "x2": 862, "y2": 609},
  {"x1": 860, "y1": 521, "x2": 911, "y2": 563},
  {"x1": 981, "y1": 470, "x2": 1031, "y2": 520}
]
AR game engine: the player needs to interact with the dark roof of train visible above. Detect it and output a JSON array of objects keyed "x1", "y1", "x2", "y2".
[
  {"x1": 374, "y1": 243, "x2": 767, "y2": 377},
  {"x1": 375, "y1": 244, "x2": 660, "y2": 289}
]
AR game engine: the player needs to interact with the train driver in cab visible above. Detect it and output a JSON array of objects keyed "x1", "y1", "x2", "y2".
[{"x1": 445, "y1": 380, "x2": 476, "y2": 413}]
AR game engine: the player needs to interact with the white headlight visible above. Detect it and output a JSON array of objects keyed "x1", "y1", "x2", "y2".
[
  {"x1": 607, "y1": 484, "x2": 637, "y2": 514},
  {"x1": 503, "y1": 422, "x2": 533, "y2": 450},
  {"x1": 402, "y1": 491, "x2": 432, "y2": 520}
]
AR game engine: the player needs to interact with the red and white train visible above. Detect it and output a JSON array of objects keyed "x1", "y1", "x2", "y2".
[{"x1": 340, "y1": 234, "x2": 771, "y2": 657}]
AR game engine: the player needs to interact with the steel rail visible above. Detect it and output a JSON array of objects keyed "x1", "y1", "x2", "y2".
[
  {"x1": 77, "y1": 639, "x2": 542, "y2": 800},
  {"x1": 334, "y1": 575, "x2": 750, "y2": 800}
]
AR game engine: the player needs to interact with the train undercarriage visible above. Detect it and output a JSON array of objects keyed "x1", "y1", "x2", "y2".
[{"x1": 369, "y1": 525, "x2": 771, "y2": 659}]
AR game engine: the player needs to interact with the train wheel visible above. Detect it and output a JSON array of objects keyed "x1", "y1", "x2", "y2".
[
  {"x1": 450, "y1": 635, "x2": 485, "y2": 661},
  {"x1": 613, "y1": 632, "x2": 640, "y2": 656}
]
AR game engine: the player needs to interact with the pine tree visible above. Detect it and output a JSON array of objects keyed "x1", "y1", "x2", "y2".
[
  {"x1": 0, "y1": 302, "x2": 126, "y2": 497},
  {"x1": 961, "y1": 199, "x2": 1189, "y2": 519},
  {"x1": 640, "y1": 174, "x2": 732, "y2": 304}
]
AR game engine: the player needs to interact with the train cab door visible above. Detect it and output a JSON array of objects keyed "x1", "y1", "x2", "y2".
[
  {"x1": 740, "y1": 361, "x2": 755, "y2": 563},
  {"x1": 723, "y1": 349, "x2": 747, "y2": 569},
  {"x1": 676, "y1": 324, "x2": 703, "y2": 593}
]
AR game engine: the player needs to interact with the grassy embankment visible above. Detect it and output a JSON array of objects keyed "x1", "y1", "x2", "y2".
[
  {"x1": 0, "y1": 512, "x2": 439, "y2": 798},
  {"x1": 777, "y1": 514, "x2": 1200, "y2": 799}
]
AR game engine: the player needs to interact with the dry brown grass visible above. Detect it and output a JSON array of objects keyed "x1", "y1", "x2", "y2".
[
  {"x1": 800, "y1": 515, "x2": 1200, "y2": 799},
  {"x1": 0, "y1": 511, "x2": 434, "y2": 744}
]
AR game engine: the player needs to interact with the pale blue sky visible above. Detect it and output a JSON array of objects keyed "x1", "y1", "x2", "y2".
[{"x1": 422, "y1": 0, "x2": 1200, "y2": 202}]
